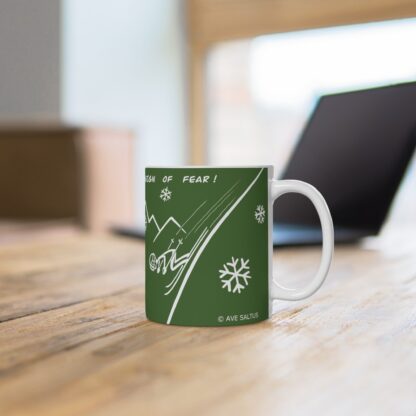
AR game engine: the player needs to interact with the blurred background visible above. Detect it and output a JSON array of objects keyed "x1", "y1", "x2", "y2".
[{"x1": 0, "y1": 0, "x2": 415, "y2": 240}]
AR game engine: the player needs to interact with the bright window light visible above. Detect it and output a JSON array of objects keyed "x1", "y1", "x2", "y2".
[
  {"x1": 250, "y1": 19, "x2": 416, "y2": 109},
  {"x1": 207, "y1": 18, "x2": 416, "y2": 223}
]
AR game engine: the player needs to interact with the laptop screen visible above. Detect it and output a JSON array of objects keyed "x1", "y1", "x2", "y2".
[{"x1": 274, "y1": 82, "x2": 416, "y2": 232}]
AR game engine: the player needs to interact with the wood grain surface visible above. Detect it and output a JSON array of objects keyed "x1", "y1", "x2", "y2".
[{"x1": 0, "y1": 228, "x2": 415, "y2": 415}]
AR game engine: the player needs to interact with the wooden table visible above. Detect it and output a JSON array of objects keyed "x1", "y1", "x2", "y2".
[{"x1": 0, "y1": 227, "x2": 415, "y2": 415}]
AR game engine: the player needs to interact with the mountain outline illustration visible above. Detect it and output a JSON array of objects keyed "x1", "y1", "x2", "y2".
[{"x1": 145, "y1": 205, "x2": 186, "y2": 242}]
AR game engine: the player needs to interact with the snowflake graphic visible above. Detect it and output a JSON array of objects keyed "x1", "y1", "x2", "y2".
[
  {"x1": 160, "y1": 187, "x2": 172, "y2": 202},
  {"x1": 254, "y1": 205, "x2": 266, "y2": 224},
  {"x1": 219, "y1": 257, "x2": 251, "y2": 294}
]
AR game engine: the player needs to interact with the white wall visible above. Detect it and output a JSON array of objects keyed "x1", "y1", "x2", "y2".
[
  {"x1": 62, "y1": 0, "x2": 188, "y2": 226},
  {"x1": 0, "y1": 0, "x2": 61, "y2": 118}
]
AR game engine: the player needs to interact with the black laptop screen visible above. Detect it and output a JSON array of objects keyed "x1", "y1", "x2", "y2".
[{"x1": 274, "y1": 82, "x2": 416, "y2": 231}]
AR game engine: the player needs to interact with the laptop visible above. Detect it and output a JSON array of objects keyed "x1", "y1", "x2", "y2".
[
  {"x1": 273, "y1": 81, "x2": 416, "y2": 246},
  {"x1": 115, "y1": 82, "x2": 416, "y2": 246}
]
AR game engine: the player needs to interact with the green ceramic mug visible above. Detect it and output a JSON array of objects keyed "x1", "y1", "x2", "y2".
[{"x1": 145, "y1": 166, "x2": 333, "y2": 326}]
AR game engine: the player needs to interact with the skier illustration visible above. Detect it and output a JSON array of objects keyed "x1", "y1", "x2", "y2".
[{"x1": 149, "y1": 238, "x2": 190, "y2": 275}]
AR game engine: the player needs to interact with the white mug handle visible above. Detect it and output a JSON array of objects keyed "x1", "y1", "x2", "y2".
[{"x1": 271, "y1": 180, "x2": 334, "y2": 300}]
